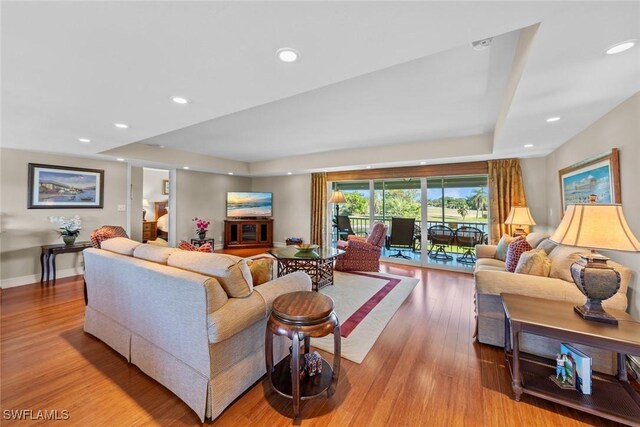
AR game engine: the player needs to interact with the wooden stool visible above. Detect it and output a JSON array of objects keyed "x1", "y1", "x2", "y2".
[{"x1": 265, "y1": 291, "x2": 341, "y2": 419}]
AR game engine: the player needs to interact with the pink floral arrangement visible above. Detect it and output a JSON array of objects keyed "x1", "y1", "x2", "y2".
[{"x1": 192, "y1": 217, "x2": 210, "y2": 233}]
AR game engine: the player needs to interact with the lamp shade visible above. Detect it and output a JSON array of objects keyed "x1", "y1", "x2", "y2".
[
  {"x1": 328, "y1": 190, "x2": 347, "y2": 204},
  {"x1": 142, "y1": 198, "x2": 150, "y2": 207},
  {"x1": 550, "y1": 204, "x2": 640, "y2": 252},
  {"x1": 504, "y1": 206, "x2": 536, "y2": 226}
]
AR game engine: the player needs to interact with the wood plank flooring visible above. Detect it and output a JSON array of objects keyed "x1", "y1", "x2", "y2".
[{"x1": 0, "y1": 259, "x2": 624, "y2": 426}]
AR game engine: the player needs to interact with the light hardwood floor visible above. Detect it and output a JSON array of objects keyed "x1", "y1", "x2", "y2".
[{"x1": 0, "y1": 259, "x2": 623, "y2": 426}]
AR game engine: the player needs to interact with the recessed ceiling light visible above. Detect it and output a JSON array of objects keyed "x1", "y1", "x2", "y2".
[
  {"x1": 287, "y1": 172, "x2": 293, "y2": 175},
  {"x1": 114, "y1": 123, "x2": 129, "y2": 129},
  {"x1": 546, "y1": 116, "x2": 561, "y2": 123},
  {"x1": 276, "y1": 48, "x2": 300, "y2": 63},
  {"x1": 365, "y1": 166, "x2": 372, "y2": 169},
  {"x1": 322, "y1": 169, "x2": 328, "y2": 172},
  {"x1": 78, "y1": 138, "x2": 91, "y2": 143},
  {"x1": 183, "y1": 166, "x2": 190, "y2": 170},
  {"x1": 171, "y1": 96, "x2": 190, "y2": 104},
  {"x1": 524, "y1": 144, "x2": 534, "y2": 148},
  {"x1": 116, "y1": 158, "x2": 125, "y2": 162},
  {"x1": 419, "y1": 161, "x2": 427, "y2": 165},
  {"x1": 605, "y1": 40, "x2": 636, "y2": 55},
  {"x1": 228, "y1": 172, "x2": 234, "y2": 175}
]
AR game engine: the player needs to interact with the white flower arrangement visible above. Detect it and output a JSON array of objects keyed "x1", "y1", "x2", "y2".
[{"x1": 48, "y1": 215, "x2": 82, "y2": 237}]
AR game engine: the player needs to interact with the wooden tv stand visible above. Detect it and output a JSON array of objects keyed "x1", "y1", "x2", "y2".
[{"x1": 224, "y1": 219, "x2": 273, "y2": 249}]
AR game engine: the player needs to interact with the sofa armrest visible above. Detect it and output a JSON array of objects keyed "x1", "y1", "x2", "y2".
[
  {"x1": 253, "y1": 271, "x2": 312, "y2": 316},
  {"x1": 475, "y1": 244, "x2": 497, "y2": 259}
]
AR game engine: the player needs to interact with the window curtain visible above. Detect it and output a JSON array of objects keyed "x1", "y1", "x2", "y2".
[
  {"x1": 488, "y1": 159, "x2": 528, "y2": 243},
  {"x1": 310, "y1": 172, "x2": 327, "y2": 246}
]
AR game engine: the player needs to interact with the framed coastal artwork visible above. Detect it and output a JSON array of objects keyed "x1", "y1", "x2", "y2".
[
  {"x1": 28, "y1": 163, "x2": 104, "y2": 209},
  {"x1": 558, "y1": 148, "x2": 620, "y2": 215},
  {"x1": 162, "y1": 179, "x2": 169, "y2": 195}
]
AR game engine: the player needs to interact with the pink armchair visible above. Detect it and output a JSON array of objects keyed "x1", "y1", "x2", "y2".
[{"x1": 334, "y1": 222, "x2": 387, "y2": 272}]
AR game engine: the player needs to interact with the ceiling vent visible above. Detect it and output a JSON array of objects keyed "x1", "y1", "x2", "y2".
[{"x1": 472, "y1": 38, "x2": 493, "y2": 51}]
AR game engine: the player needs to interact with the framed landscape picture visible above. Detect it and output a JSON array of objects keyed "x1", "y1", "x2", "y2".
[
  {"x1": 28, "y1": 163, "x2": 104, "y2": 209},
  {"x1": 162, "y1": 179, "x2": 169, "y2": 195},
  {"x1": 558, "y1": 148, "x2": 620, "y2": 214}
]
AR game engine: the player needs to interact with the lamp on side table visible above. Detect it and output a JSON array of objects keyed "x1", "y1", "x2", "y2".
[{"x1": 550, "y1": 202, "x2": 640, "y2": 325}]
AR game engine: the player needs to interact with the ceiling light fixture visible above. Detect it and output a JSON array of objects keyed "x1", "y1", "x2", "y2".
[
  {"x1": 524, "y1": 144, "x2": 534, "y2": 148},
  {"x1": 183, "y1": 166, "x2": 190, "y2": 170},
  {"x1": 78, "y1": 138, "x2": 91, "y2": 143},
  {"x1": 171, "y1": 96, "x2": 190, "y2": 104},
  {"x1": 546, "y1": 116, "x2": 561, "y2": 123},
  {"x1": 114, "y1": 123, "x2": 129, "y2": 129},
  {"x1": 228, "y1": 172, "x2": 234, "y2": 175},
  {"x1": 420, "y1": 161, "x2": 427, "y2": 165},
  {"x1": 276, "y1": 48, "x2": 300, "y2": 63},
  {"x1": 605, "y1": 40, "x2": 636, "y2": 55},
  {"x1": 287, "y1": 172, "x2": 292, "y2": 175},
  {"x1": 472, "y1": 38, "x2": 493, "y2": 51},
  {"x1": 116, "y1": 158, "x2": 125, "y2": 162},
  {"x1": 365, "y1": 166, "x2": 372, "y2": 169}
]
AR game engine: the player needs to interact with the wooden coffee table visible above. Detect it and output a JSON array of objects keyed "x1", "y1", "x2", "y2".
[
  {"x1": 268, "y1": 246, "x2": 344, "y2": 291},
  {"x1": 265, "y1": 291, "x2": 341, "y2": 419},
  {"x1": 501, "y1": 293, "x2": 640, "y2": 426}
]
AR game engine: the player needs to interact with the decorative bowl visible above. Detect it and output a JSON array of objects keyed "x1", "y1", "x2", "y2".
[{"x1": 295, "y1": 244, "x2": 319, "y2": 253}]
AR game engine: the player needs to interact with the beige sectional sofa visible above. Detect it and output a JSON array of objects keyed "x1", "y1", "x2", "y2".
[
  {"x1": 474, "y1": 232, "x2": 631, "y2": 374},
  {"x1": 83, "y1": 237, "x2": 311, "y2": 421}
]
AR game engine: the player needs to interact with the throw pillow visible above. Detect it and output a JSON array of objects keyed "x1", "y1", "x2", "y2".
[
  {"x1": 536, "y1": 238, "x2": 558, "y2": 255},
  {"x1": 247, "y1": 258, "x2": 273, "y2": 286},
  {"x1": 495, "y1": 234, "x2": 514, "y2": 261},
  {"x1": 178, "y1": 240, "x2": 213, "y2": 253},
  {"x1": 515, "y1": 248, "x2": 551, "y2": 277},
  {"x1": 504, "y1": 237, "x2": 532, "y2": 272}
]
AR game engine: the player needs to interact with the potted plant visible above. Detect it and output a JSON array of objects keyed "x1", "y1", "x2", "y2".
[
  {"x1": 193, "y1": 217, "x2": 210, "y2": 240},
  {"x1": 49, "y1": 215, "x2": 82, "y2": 245}
]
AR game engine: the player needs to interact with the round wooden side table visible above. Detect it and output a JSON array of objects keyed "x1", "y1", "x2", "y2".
[{"x1": 265, "y1": 291, "x2": 341, "y2": 419}]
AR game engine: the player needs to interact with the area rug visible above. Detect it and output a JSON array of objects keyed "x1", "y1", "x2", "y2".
[{"x1": 311, "y1": 271, "x2": 419, "y2": 364}]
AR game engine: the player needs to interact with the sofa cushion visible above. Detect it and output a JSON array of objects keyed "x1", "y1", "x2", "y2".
[
  {"x1": 548, "y1": 245, "x2": 584, "y2": 282},
  {"x1": 475, "y1": 258, "x2": 506, "y2": 269},
  {"x1": 536, "y1": 238, "x2": 558, "y2": 255},
  {"x1": 515, "y1": 248, "x2": 551, "y2": 277},
  {"x1": 247, "y1": 258, "x2": 273, "y2": 286},
  {"x1": 505, "y1": 237, "x2": 531, "y2": 272},
  {"x1": 147, "y1": 237, "x2": 169, "y2": 247},
  {"x1": 100, "y1": 237, "x2": 141, "y2": 256},
  {"x1": 526, "y1": 232, "x2": 550, "y2": 249},
  {"x1": 495, "y1": 234, "x2": 514, "y2": 261},
  {"x1": 167, "y1": 252, "x2": 253, "y2": 298},
  {"x1": 133, "y1": 244, "x2": 180, "y2": 264}
]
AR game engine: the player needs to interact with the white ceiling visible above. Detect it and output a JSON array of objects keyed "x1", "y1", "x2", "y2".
[{"x1": 2, "y1": 2, "x2": 639, "y2": 175}]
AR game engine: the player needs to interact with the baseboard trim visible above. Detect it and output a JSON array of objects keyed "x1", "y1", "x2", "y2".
[{"x1": 1, "y1": 267, "x2": 83, "y2": 289}]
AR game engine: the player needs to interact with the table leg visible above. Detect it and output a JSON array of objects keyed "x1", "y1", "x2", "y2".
[
  {"x1": 45, "y1": 254, "x2": 52, "y2": 285},
  {"x1": 511, "y1": 328, "x2": 523, "y2": 401},
  {"x1": 329, "y1": 320, "x2": 341, "y2": 397},
  {"x1": 617, "y1": 353, "x2": 628, "y2": 382},
  {"x1": 40, "y1": 252, "x2": 46, "y2": 284},
  {"x1": 304, "y1": 336, "x2": 310, "y2": 354},
  {"x1": 265, "y1": 322, "x2": 273, "y2": 385},
  {"x1": 51, "y1": 253, "x2": 57, "y2": 285},
  {"x1": 291, "y1": 331, "x2": 301, "y2": 418}
]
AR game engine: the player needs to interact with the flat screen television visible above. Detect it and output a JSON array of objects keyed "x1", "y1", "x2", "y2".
[{"x1": 226, "y1": 192, "x2": 273, "y2": 218}]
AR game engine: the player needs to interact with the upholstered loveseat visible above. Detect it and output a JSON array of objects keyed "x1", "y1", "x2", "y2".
[
  {"x1": 83, "y1": 237, "x2": 311, "y2": 421},
  {"x1": 474, "y1": 232, "x2": 631, "y2": 374}
]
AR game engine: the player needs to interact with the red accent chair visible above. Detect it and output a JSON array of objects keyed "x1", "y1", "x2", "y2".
[
  {"x1": 334, "y1": 222, "x2": 387, "y2": 272},
  {"x1": 90, "y1": 225, "x2": 129, "y2": 248}
]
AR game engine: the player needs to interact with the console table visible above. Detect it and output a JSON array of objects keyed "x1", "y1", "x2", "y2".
[
  {"x1": 40, "y1": 241, "x2": 92, "y2": 285},
  {"x1": 501, "y1": 293, "x2": 640, "y2": 426},
  {"x1": 224, "y1": 219, "x2": 273, "y2": 248}
]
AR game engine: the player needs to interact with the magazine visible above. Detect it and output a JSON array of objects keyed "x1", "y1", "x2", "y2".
[{"x1": 561, "y1": 343, "x2": 592, "y2": 395}]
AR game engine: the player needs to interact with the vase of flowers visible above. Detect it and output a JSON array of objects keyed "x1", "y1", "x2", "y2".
[
  {"x1": 193, "y1": 217, "x2": 210, "y2": 240},
  {"x1": 49, "y1": 215, "x2": 82, "y2": 245}
]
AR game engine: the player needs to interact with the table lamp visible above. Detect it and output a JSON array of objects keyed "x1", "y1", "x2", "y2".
[
  {"x1": 328, "y1": 190, "x2": 347, "y2": 240},
  {"x1": 142, "y1": 199, "x2": 150, "y2": 221},
  {"x1": 550, "y1": 203, "x2": 640, "y2": 325},
  {"x1": 505, "y1": 206, "x2": 536, "y2": 237}
]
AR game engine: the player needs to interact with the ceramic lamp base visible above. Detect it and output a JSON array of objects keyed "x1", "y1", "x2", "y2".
[
  {"x1": 570, "y1": 252, "x2": 620, "y2": 325},
  {"x1": 574, "y1": 300, "x2": 618, "y2": 325}
]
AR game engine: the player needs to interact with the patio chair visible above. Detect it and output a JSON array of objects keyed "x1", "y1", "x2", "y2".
[
  {"x1": 428, "y1": 224, "x2": 454, "y2": 260},
  {"x1": 335, "y1": 222, "x2": 387, "y2": 272},
  {"x1": 454, "y1": 226, "x2": 484, "y2": 264},
  {"x1": 386, "y1": 217, "x2": 416, "y2": 259},
  {"x1": 335, "y1": 215, "x2": 357, "y2": 240}
]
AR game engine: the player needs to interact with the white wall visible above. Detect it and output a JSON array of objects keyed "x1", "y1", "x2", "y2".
[
  {"x1": 0, "y1": 148, "x2": 128, "y2": 287},
  {"x1": 252, "y1": 174, "x2": 312, "y2": 246},
  {"x1": 520, "y1": 156, "x2": 548, "y2": 232},
  {"x1": 544, "y1": 92, "x2": 640, "y2": 319},
  {"x1": 142, "y1": 168, "x2": 169, "y2": 220}
]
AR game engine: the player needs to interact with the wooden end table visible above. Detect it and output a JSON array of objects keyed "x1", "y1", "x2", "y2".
[
  {"x1": 501, "y1": 293, "x2": 640, "y2": 426},
  {"x1": 267, "y1": 246, "x2": 344, "y2": 291},
  {"x1": 265, "y1": 291, "x2": 341, "y2": 419},
  {"x1": 40, "y1": 241, "x2": 92, "y2": 285}
]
